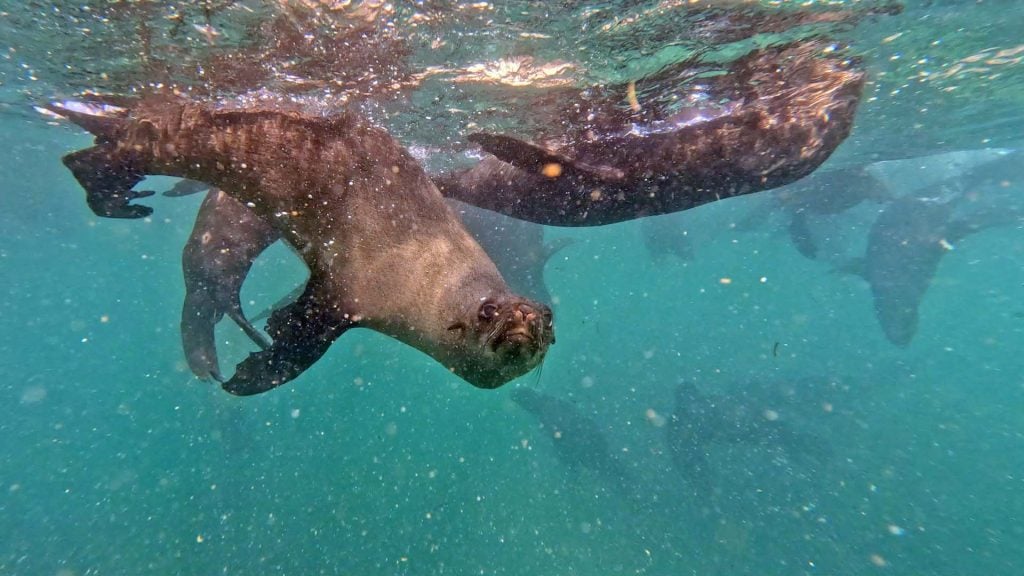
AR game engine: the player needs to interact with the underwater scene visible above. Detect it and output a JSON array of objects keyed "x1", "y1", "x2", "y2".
[{"x1": 1, "y1": 1, "x2": 1023, "y2": 574}]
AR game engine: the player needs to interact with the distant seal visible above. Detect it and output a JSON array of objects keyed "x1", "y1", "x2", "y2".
[
  {"x1": 666, "y1": 381, "x2": 830, "y2": 496},
  {"x1": 862, "y1": 197, "x2": 953, "y2": 347},
  {"x1": 181, "y1": 188, "x2": 280, "y2": 381},
  {"x1": 857, "y1": 151, "x2": 1024, "y2": 346},
  {"x1": 511, "y1": 387, "x2": 634, "y2": 495},
  {"x1": 641, "y1": 213, "x2": 695, "y2": 262},
  {"x1": 46, "y1": 98, "x2": 554, "y2": 394},
  {"x1": 781, "y1": 165, "x2": 890, "y2": 259},
  {"x1": 437, "y1": 41, "x2": 865, "y2": 226}
]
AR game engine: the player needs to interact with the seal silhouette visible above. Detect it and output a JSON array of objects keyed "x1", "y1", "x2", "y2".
[
  {"x1": 46, "y1": 98, "x2": 554, "y2": 395},
  {"x1": 437, "y1": 42, "x2": 866, "y2": 226}
]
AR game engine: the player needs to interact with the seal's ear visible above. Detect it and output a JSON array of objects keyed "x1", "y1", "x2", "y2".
[
  {"x1": 468, "y1": 133, "x2": 625, "y2": 182},
  {"x1": 222, "y1": 277, "x2": 351, "y2": 396}
]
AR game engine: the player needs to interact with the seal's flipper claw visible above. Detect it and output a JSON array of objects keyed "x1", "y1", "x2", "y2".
[
  {"x1": 131, "y1": 189, "x2": 156, "y2": 200},
  {"x1": 468, "y1": 133, "x2": 625, "y2": 182},
  {"x1": 222, "y1": 281, "x2": 350, "y2": 396},
  {"x1": 62, "y1": 147, "x2": 150, "y2": 219}
]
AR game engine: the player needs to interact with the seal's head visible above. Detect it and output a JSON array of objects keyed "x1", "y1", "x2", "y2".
[{"x1": 445, "y1": 294, "x2": 554, "y2": 389}]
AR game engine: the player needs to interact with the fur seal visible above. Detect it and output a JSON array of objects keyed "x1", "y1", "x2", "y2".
[
  {"x1": 853, "y1": 151, "x2": 1024, "y2": 346},
  {"x1": 436, "y1": 41, "x2": 865, "y2": 226},
  {"x1": 666, "y1": 381, "x2": 830, "y2": 496},
  {"x1": 641, "y1": 213, "x2": 695, "y2": 262},
  {"x1": 861, "y1": 197, "x2": 953, "y2": 347},
  {"x1": 172, "y1": 194, "x2": 567, "y2": 384},
  {"x1": 46, "y1": 98, "x2": 554, "y2": 394},
  {"x1": 511, "y1": 388, "x2": 634, "y2": 495}
]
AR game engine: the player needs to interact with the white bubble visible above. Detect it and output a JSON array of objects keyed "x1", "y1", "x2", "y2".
[{"x1": 20, "y1": 386, "x2": 47, "y2": 405}]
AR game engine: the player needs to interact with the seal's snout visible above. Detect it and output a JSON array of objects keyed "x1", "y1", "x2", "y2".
[
  {"x1": 492, "y1": 300, "x2": 554, "y2": 358},
  {"x1": 504, "y1": 303, "x2": 537, "y2": 346},
  {"x1": 456, "y1": 296, "x2": 554, "y2": 389}
]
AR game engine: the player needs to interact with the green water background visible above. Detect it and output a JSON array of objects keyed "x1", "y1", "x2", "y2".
[{"x1": 3, "y1": 1, "x2": 1024, "y2": 574}]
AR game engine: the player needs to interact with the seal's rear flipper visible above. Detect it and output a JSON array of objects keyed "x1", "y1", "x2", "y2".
[
  {"x1": 468, "y1": 133, "x2": 625, "y2": 182},
  {"x1": 222, "y1": 281, "x2": 351, "y2": 396},
  {"x1": 62, "y1": 147, "x2": 153, "y2": 218},
  {"x1": 43, "y1": 101, "x2": 154, "y2": 218}
]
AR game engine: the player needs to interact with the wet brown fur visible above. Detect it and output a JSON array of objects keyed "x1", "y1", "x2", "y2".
[{"x1": 438, "y1": 42, "x2": 867, "y2": 226}]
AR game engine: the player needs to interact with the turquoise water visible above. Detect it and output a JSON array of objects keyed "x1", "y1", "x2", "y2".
[{"x1": 3, "y1": 1, "x2": 1024, "y2": 574}]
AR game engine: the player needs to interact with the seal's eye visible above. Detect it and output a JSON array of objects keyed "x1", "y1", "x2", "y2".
[{"x1": 479, "y1": 302, "x2": 499, "y2": 321}]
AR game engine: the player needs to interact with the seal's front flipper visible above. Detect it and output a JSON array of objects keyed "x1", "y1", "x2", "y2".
[
  {"x1": 62, "y1": 147, "x2": 152, "y2": 218},
  {"x1": 181, "y1": 289, "x2": 226, "y2": 382},
  {"x1": 468, "y1": 133, "x2": 625, "y2": 182},
  {"x1": 787, "y1": 211, "x2": 818, "y2": 260},
  {"x1": 222, "y1": 282, "x2": 351, "y2": 396}
]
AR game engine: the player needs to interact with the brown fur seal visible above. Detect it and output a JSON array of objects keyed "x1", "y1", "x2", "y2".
[
  {"x1": 46, "y1": 98, "x2": 554, "y2": 395},
  {"x1": 437, "y1": 41, "x2": 866, "y2": 226},
  {"x1": 176, "y1": 195, "x2": 567, "y2": 383},
  {"x1": 181, "y1": 188, "x2": 280, "y2": 381}
]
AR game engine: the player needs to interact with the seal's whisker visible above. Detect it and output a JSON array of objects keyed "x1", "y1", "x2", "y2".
[{"x1": 530, "y1": 353, "x2": 546, "y2": 387}]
